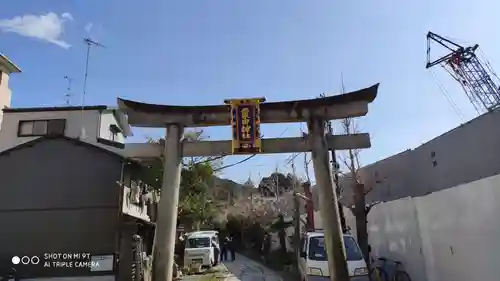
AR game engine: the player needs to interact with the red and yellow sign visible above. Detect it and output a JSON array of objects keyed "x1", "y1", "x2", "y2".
[{"x1": 225, "y1": 98, "x2": 264, "y2": 154}]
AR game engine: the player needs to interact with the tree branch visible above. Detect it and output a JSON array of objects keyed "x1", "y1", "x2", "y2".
[{"x1": 363, "y1": 186, "x2": 373, "y2": 195}]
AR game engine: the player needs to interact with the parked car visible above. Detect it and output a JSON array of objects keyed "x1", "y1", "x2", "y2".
[
  {"x1": 298, "y1": 230, "x2": 369, "y2": 281},
  {"x1": 183, "y1": 231, "x2": 219, "y2": 268}
]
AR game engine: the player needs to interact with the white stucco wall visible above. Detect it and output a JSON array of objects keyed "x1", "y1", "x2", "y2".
[
  {"x1": 344, "y1": 173, "x2": 500, "y2": 281},
  {"x1": 98, "y1": 111, "x2": 125, "y2": 143},
  {"x1": 0, "y1": 109, "x2": 127, "y2": 153},
  {"x1": 0, "y1": 66, "x2": 13, "y2": 131},
  {"x1": 0, "y1": 110, "x2": 100, "y2": 152}
]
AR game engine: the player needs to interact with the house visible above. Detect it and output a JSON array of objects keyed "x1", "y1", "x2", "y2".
[
  {"x1": 0, "y1": 105, "x2": 132, "y2": 153},
  {"x1": 0, "y1": 53, "x2": 22, "y2": 130},
  {"x1": 0, "y1": 135, "x2": 157, "y2": 280},
  {"x1": 0, "y1": 53, "x2": 131, "y2": 154}
]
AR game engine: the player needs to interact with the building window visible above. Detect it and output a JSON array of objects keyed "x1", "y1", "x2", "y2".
[
  {"x1": 431, "y1": 151, "x2": 436, "y2": 158},
  {"x1": 432, "y1": 160, "x2": 438, "y2": 167},
  {"x1": 18, "y1": 119, "x2": 66, "y2": 137}
]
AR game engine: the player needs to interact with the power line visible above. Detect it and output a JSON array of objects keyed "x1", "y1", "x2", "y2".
[{"x1": 429, "y1": 68, "x2": 467, "y2": 122}]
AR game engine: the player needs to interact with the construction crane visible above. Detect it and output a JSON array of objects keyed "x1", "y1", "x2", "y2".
[{"x1": 426, "y1": 31, "x2": 500, "y2": 113}]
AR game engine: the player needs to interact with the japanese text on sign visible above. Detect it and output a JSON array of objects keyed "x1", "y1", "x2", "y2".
[{"x1": 225, "y1": 98, "x2": 264, "y2": 155}]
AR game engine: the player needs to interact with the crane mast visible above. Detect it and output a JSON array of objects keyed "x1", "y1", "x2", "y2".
[{"x1": 426, "y1": 31, "x2": 500, "y2": 113}]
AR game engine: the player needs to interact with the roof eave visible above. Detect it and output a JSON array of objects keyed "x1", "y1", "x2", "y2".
[{"x1": 0, "y1": 54, "x2": 22, "y2": 73}]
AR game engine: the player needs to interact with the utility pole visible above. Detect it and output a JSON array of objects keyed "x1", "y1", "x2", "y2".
[
  {"x1": 274, "y1": 164, "x2": 280, "y2": 205},
  {"x1": 285, "y1": 152, "x2": 301, "y2": 273},
  {"x1": 291, "y1": 161, "x2": 301, "y2": 273}
]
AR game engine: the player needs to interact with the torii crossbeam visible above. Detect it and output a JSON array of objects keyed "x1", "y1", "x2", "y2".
[{"x1": 117, "y1": 83, "x2": 379, "y2": 281}]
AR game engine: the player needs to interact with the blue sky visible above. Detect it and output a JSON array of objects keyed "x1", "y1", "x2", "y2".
[{"x1": 1, "y1": 0, "x2": 498, "y2": 184}]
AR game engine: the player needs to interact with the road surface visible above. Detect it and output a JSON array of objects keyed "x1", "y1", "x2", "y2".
[
  {"x1": 221, "y1": 253, "x2": 283, "y2": 281},
  {"x1": 179, "y1": 253, "x2": 284, "y2": 281}
]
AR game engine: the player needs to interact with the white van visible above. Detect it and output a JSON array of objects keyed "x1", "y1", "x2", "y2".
[
  {"x1": 184, "y1": 231, "x2": 219, "y2": 268},
  {"x1": 299, "y1": 231, "x2": 369, "y2": 281}
]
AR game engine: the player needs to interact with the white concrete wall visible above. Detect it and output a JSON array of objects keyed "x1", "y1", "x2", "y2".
[
  {"x1": 339, "y1": 108, "x2": 500, "y2": 206},
  {"x1": 344, "y1": 173, "x2": 500, "y2": 281},
  {"x1": 0, "y1": 66, "x2": 13, "y2": 131},
  {"x1": 0, "y1": 109, "x2": 129, "y2": 153},
  {"x1": 98, "y1": 111, "x2": 125, "y2": 143},
  {"x1": 0, "y1": 110, "x2": 101, "y2": 152}
]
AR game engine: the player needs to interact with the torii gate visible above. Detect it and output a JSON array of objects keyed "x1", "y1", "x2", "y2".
[{"x1": 117, "y1": 83, "x2": 378, "y2": 281}]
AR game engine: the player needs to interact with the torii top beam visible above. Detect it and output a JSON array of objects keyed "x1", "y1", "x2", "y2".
[{"x1": 117, "y1": 84, "x2": 378, "y2": 128}]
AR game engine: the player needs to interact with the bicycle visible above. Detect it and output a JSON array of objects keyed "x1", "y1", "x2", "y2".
[
  {"x1": 370, "y1": 257, "x2": 388, "y2": 281},
  {"x1": 371, "y1": 257, "x2": 411, "y2": 281}
]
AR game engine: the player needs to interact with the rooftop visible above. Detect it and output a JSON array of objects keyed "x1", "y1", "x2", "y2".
[
  {"x1": 3, "y1": 105, "x2": 108, "y2": 113},
  {"x1": 0, "y1": 135, "x2": 138, "y2": 164},
  {"x1": 0, "y1": 53, "x2": 22, "y2": 73}
]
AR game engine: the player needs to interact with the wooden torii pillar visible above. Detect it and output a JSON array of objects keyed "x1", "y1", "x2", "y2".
[{"x1": 117, "y1": 83, "x2": 378, "y2": 281}]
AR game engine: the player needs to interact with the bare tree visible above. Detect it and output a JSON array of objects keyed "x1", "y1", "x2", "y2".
[{"x1": 338, "y1": 117, "x2": 380, "y2": 264}]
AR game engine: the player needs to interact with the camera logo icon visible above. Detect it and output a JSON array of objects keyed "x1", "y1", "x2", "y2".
[{"x1": 12, "y1": 256, "x2": 40, "y2": 265}]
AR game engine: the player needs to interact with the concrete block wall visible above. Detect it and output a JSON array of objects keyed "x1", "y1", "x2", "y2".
[{"x1": 344, "y1": 173, "x2": 500, "y2": 281}]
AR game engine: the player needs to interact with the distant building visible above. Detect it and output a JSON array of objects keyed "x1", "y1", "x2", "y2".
[{"x1": 0, "y1": 53, "x2": 22, "y2": 131}]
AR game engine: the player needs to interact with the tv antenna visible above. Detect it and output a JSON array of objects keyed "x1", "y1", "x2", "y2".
[
  {"x1": 79, "y1": 37, "x2": 105, "y2": 139},
  {"x1": 63, "y1": 76, "x2": 74, "y2": 106},
  {"x1": 82, "y1": 37, "x2": 106, "y2": 108}
]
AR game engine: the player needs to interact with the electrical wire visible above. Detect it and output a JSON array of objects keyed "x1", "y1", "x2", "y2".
[
  {"x1": 215, "y1": 126, "x2": 290, "y2": 172},
  {"x1": 478, "y1": 48, "x2": 500, "y2": 84},
  {"x1": 429, "y1": 68, "x2": 467, "y2": 122}
]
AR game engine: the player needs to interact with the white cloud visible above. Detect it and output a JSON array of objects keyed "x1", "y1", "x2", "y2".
[
  {"x1": 84, "y1": 22, "x2": 93, "y2": 32},
  {"x1": 61, "y1": 13, "x2": 73, "y2": 21},
  {"x1": 0, "y1": 12, "x2": 73, "y2": 49}
]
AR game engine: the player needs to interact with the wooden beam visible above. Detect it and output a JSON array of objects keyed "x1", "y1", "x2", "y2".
[{"x1": 123, "y1": 134, "x2": 371, "y2": 158}]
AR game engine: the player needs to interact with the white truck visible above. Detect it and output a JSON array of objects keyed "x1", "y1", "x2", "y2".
[
  {"x1": 183, "y1": 231, "x2": 219, "y2": 268},
  {"x1": 298, "y1": 230, "x2": 369, "y2": 281}
]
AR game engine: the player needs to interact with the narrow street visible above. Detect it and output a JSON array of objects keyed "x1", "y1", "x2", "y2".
[
  {"x1": 179, "y1": 254, "x2": 284, "y2": 281},
  {"x1": 222, "y1": 254, "x2": 283, "y2": 281}
]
